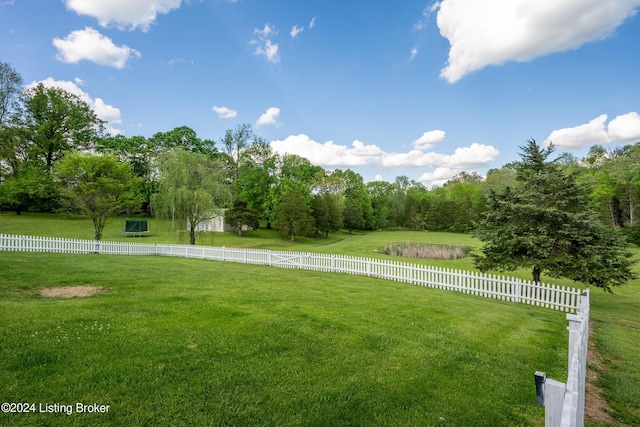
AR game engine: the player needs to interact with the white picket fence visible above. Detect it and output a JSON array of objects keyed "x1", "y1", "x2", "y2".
[
  {"x1": 1, "y1": 233, "x2": 590, "y2": 424},
  {"x1": 0, "y1": 234, "x2": 584, "y2": 313},
  {"x1": 537, "y1": 290, "x2": 590, "y2": 427}
]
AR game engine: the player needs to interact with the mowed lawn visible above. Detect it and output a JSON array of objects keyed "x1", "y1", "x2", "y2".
[
  {"x1": 1, "y1": 212, "x2": 639, "y2": 425},
  {"x1": 0, "y1": 251, "x2": 568, "y2": 426}
]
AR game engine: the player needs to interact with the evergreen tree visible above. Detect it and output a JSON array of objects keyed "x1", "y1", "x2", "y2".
[
  {"x1": 274, "y1": 189, "x2": 314, "y2": 241},
  {"x1": 474, "y1": 140, "x2": 636, "y2": 292},
  {"x1": 225, "y1": 198, "x2": 260, "y2": 236}
]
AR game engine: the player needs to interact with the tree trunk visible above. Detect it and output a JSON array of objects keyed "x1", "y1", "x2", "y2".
[
  {"x1": 189, "y1": 226, "x2": 196, "y2": 245},
  {"x1": 532, "y1": 266, "x2": 541, "y2": 285}
]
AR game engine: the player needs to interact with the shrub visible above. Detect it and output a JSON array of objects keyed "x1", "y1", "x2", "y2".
[{"x1": 380, "y1": 242, "x2": 472, "y2": 260}]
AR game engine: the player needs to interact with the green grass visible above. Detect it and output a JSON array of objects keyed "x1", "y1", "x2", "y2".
[
  {"x1": 2, "y1": 212, "x2": 640, "y2": 425},
  {"x1": 587, "y1": 273, "x2": 640, "y2": 426},
  {"x1": 0, "y1": 251, "x2": 565, "y2": 426}
]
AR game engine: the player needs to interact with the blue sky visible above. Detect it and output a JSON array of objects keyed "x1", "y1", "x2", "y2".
[{"x1": 2, "y1": 0, "x2": 640, "y2": 186}]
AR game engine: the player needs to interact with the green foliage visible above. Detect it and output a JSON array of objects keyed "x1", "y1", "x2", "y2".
[
  {"x1": 0, "y1": 163, "x2": 54, "y2": 214},
  {"x1": 336, "y1": 169, "x2": 373, "y2": 231},
  {"x1": 274, "y1": 189, "x2": 314, "y2": 241},
  {"x1": 0, "y1": 61, "x2": 23, "y2": 127},
  {"x1": 55, "y1": 151, "x2": 142, "y2": 241},
  {"x1": 150, "y1": 125, "x2": 217, "y2": 156},
  {"x1": 151, "y1": 150, "x2": 228, "y2": 245},
  {"x1": 311, "y1": 194, "x2": 342, "y2": 237},
  {"x1": 96, "y1": 134, "x2": 158, "y2": 213},
  {"x1": 224, "y1": 198, "x2": 260, "y2": 236},
  {"x1": 342, "y1": 198, "x2": 365, "y2": 233},
  {"x1": 22, "y1": 83, "x2": 105, "y2": 172},
  {"x1": 474, "y1": 140, "x2": 637, "y2": 291}
]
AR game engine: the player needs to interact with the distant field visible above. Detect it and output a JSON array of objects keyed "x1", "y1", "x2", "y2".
[{"x1": 1, "y1": 212, "x2": 639, "y2": 425}]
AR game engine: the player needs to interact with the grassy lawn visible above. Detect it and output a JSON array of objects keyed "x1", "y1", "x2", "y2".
[
  {"x1": 0, "y1": 251, "x2": 566, "y2": 426},
  {"x1": 1, "y1": 212, "x2": 639, "y2": 425}
]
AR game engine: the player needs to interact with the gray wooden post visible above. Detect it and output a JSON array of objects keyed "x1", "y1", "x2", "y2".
[{"x1": 545, "y1": 378, "x2": 566, "y2": 426}]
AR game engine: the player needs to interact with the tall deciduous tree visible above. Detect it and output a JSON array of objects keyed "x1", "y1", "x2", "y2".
[
  {"x1": 97, "y1": 134, "x2": 158, "y2": 213},
  {"x1": 151, "y1": 150, "x2": 227, "y2": 245},
  {"x1": 334, "y1": 169, "x2": 373, "y2": 231},
  {"x1": 311, "y1": 194, "x2": 342, "y2": 237},
  {"x1": 55, "y1": 151, "x2": 141, "y2": 241},
  {"x1": 0, "y1": 61, "x2": 23, "y2": 127},
  {"x1": 474, "y1": 140, "x2": 636, "y2": 292},
  {"x1": 22, "y1": 83, "x2": 105, "y2": 173},
  {"x1": 150, "y1": 126, "x2": 217, "y2": 156}
]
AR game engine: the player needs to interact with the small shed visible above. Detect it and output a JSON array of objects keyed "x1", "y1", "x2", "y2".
[
  {"x1": 190, "y1": 211, "x2": 252, "y2": 233},
  {"x1": 193, "y1": 214, "x2": 230, "y2": 232}
]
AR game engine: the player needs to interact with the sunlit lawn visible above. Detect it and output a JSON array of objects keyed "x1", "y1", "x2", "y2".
[
  {"x1": 1, "y1": 212, "x2": 639, "y2": 425},
  {"x1": 0, "y1": 251, "x2": 567, "y2": 426}
]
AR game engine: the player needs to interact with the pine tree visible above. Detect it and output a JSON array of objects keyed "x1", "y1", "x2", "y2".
[{"x1": 474, "y1": 140, "x2": 636, "y2": 292}]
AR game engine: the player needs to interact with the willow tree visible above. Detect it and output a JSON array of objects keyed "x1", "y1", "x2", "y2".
[
  {"x1": 151, "y1": 150, "x2": 227, "y2": 245},
  {"x1": 474, "y1": 139, "x2": 636, "y2": 292}
]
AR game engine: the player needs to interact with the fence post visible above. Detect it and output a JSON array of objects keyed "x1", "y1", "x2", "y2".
[
  {"x1": 515, "y1": 278, "x2": 521, "y2": 304},
  {"x1": 544, "y1": 378, "x2": 566, "y2": 427}
]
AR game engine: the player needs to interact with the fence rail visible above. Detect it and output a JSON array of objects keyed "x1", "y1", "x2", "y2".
[{"x1": 0, "y1": 234, "x2": 584, "y2": 313}]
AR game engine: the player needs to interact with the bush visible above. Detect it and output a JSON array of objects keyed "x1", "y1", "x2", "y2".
[
  {"x1": 380, "y1": 242, "x2": 472, "y2": 260},
  {"x1": 620, "y1": 224, "x2": 640, "y2": 247}
]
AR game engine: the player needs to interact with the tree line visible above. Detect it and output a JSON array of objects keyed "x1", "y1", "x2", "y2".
[{"x1": 2, "y1": 61, "x2": 640, "y2": 247}]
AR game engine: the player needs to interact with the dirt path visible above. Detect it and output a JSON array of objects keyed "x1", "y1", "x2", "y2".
[
  {"x1": 40, "y1": 285, "x2": 106, "y2": 298},
  {"x1": 585, "y1": 322, "x2": 617, "y2": 425}
]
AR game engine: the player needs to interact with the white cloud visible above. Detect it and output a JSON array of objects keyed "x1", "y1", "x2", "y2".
[
  {"x1": 417, "y1": 167, "x2": 460, "y2": 187},
  {"x1": 252, "y1": 24, "x2": 280, "y2": 63},
  {"x1": 64, "y1": 0, "x2": 182, "y2": 32},
  {"x1": 53, "y1": 27, "x2": 140, "y2": 69},
  {"x1": 309, "y1": 16, "x2": 317, "y2": 29},
  {"x1": 255, "y1": 23, "x2": 276, "y2": 38},
  {"x1": 271, "y1": 135, "x2": 383, "y2": 167},
  {"x1": 378, "y1": 143, "x2": 499, "y2": 169},
  {"x1": 409, "y1": 47, "x2": 418, "y2": 61},
  {"x1": 436, "y1": 0, "x2": 640, "y2": 83},
  {"x1": 270, "y1": 133, "x2": 499, "y2": 186},
  {"x1": 413, "y1": 130, "x2": 446, "y2": 150},
  {"x1": 212, "y1": 106, "x2": 237, "y2": 119},
  {"x1": 290, "y1": 25, "x2": 304, "y2": 38},
  {"x1": 545, "y1": 112, "x2": 640, "y2": 149},
  {"x1": 256, "y1": 107, "x2": 281, "y2": 126},
  {"x1": 414, "y1": 2, "x2": 440, "y2": 30},
  {"x1": 608, "y1": 112, "x2": 640, "y2": 142},
  {"x1": 255, "y1": 40, "x2": 279, "y2": 63},
  {"x1": 167, "y1": 58, "x2": 193, "y2": 67},
  {"x1": 32, "y1": 77, "x2": 123, "y2": 135}
]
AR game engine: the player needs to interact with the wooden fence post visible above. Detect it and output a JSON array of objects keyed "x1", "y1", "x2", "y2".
[{"x1": 545, "y1": 378, "x2": 566, "y2": 426}]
